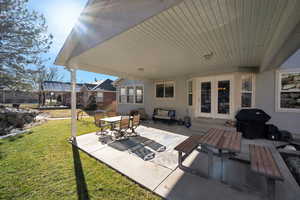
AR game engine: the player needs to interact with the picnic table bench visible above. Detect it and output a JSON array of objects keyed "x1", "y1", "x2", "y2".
[
  {"x1": 249, "y1": 144, "x2": 284, "y2": 200},
  {"x1": 174, "y1": 135, "x2": 205, "y2": 176}
]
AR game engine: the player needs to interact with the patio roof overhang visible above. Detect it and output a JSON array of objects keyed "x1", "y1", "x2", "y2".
[{"x1": 55, "y1": 0, "x2": 300, "y2": 79}]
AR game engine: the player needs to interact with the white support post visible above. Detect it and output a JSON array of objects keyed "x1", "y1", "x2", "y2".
[{"x1": 70, "y1": 68, "x2": 77, "y2": 139}]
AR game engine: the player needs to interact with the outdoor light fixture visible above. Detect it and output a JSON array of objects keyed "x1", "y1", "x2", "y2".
[{"x1": 137, "y1": 67, "x2": 144, "y2": 72}]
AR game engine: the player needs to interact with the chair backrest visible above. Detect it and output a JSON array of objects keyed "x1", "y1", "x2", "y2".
[
  {"x1": 107, "y1": 111, "x2": 117, "y2": 117},
  {"x1": 132, "y1": 114, "x2": 140, "y2": 127},
  {"x1": 94, "y1": 112, "x2": 105, "y2": 126},
  {"x1": 119, "y1": 118, "x2": 130, "y2": 129}
]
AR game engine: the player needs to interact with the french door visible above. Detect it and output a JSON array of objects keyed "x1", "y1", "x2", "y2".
[{"x1": 197, "y1": 75, "x2": 234, "y2": 119}]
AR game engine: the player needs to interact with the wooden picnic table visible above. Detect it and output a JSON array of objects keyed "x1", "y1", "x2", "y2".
[{"x1": 198, "y1": 128, "x2": 242, "y2": 181}]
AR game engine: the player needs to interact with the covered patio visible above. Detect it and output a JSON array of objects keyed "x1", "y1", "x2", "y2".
[
  {"x1": 55, "y1": 0, "x2": 300, "y2": 199},
  {"x1": 72, "y1": 122, "x2": 298, "y2": 200}
]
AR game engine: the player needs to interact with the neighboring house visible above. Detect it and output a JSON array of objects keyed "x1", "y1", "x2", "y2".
[
  {"x1": 41, "y1": 81, "x2": 83, "y2": 106},
  {"x1": 41, "y1": 79, "x2": 116, "y2": 109},
  {"x1": 0, "y1": 86, "x2": 38, "y2": 104},
  {"x1": 55, "y1": 0, "x2": 300, "y2": 134},
  {"x1": 81, "y1": 79, "x2": 117, "y2": 109}
]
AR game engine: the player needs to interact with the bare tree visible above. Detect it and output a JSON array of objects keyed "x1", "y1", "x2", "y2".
[{"x1": 30, "y1": 66, "x2": 64, "y2": 106}]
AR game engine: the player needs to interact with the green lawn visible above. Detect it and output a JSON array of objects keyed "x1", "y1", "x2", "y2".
[{"x1": 0, "y1": 119, "x2": 160, "y2": 200}]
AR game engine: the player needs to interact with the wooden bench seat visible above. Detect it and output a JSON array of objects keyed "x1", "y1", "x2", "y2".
[
  {"x1": 249, "y1": 145, "x2": 283, "y2": 180},
  {"x1": 174, "y1": 135, "x2": 205, "y2": 177},
  {"x1": 174, "y1": 135, "x2": 202, "y2": 154},
  {"x1": 249, "y1": 144, "x2": 284, "y2": 200}
]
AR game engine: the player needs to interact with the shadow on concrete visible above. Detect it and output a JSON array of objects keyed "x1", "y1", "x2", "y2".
[
  {"x1": 72, "y1": 139, "x2": 90, "y2": 200},
  {"x1": 162, "y1": 151, "x2": 265, "y2": 200},
  {"x1": 109, "y1": 136, "x2": 166, "y2": 161}
]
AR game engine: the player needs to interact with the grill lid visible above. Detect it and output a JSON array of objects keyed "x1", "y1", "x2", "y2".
[{"x1": 235, "y1": 109, "x2": 271, "y2": 122}]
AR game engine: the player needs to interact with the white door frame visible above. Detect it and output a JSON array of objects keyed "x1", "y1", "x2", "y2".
[
  {"x1": 197, "y1": 77, "x2": 214, "y2": 118},
  {"x1": 214, "y1": 75, "x2": 234, "y2": 119},
  {"x1": 196, "y1": 74, "x2": 235, "y2": 119}
]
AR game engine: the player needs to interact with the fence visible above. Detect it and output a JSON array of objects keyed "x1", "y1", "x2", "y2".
[{"x1": 0, "y1": 90, "x2": 39, "y2": 104}]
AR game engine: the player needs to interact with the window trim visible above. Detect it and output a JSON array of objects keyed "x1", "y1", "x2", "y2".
[
  {"x1": 118, "y1": 85, "x2": 144, "y2": 105},
  {"x1": 276, "y1": 68, "x2": 300, "y2": 113},
  {"x1": 240, "y1": 74, "x2": 255, "y2": 109},
  {"x1": 187, "y1": 79, "x2": 193, "y2": 106},
  {"x1": 154, "y1": 80, "x2": 175, "y2": 100}
]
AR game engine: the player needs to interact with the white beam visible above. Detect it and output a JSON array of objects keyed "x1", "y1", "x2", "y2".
[{"x1": 70, "y1": 68, "x2": 77, "y2": 139}]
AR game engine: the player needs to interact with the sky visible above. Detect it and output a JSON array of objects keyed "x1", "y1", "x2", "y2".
[{"x1": 27, "y1": 0, "x2": 118, "y2": 83}]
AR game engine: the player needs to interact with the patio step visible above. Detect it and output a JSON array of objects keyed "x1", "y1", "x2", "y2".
[{"x1": 190, "y1": 117, "x2": 236, "y2": 132}]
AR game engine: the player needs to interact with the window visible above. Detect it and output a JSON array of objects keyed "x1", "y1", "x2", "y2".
[
  {"x1": 96, "y1": 92, "x2": 103, "y2": 102},
  {"x1": 119, "y1": 87, "x2": 127, "y2": 103},
  {"x1": 156, "y1": 83, "x2": 164, "y2": 98},
  {"x1": 127, "y1": 86, "x2": 134, "y2": 103},
  {"x1": 187, "y1": 80, "x2": 193, "y2": 106},
  {"x1": 155, "y1": 81, "x2": 175, "y2": 98},
  {"x1": 135, "y1": 86, "x2": 143, "y2": 104},
  {"x1": 277, "y1": 70, "x2": 300, "y2": 111},
  {"x1": 241, "y1": 75, "x2": 253, "y2": 108},
  {"x1": 118, "y1": 85, "x2": 144, "y2": 104}
]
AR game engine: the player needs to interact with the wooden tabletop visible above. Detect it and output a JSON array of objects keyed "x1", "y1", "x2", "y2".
[
  {"x1": 100, "y1": 116, "x2": 122, "y2": 122},
  {"x1": 198, "y1": 128, "x2": 242, "y2": 153},
  {"x1": 218, "y1": 131, "x2": 242, "y2": 153},
  {"x1": 100, "y1": 116, "x2": 133, "y2": 123}
]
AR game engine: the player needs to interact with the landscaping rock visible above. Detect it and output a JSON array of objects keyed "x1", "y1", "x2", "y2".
[{"x1": 0, "y1": 107, "x2": 39, "y2": 136}]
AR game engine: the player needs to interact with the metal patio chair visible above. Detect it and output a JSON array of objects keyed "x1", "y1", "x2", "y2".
[
  {"x1": 112, "y1": 117, "x2": 130, "y2": 140},
  {"x1": 130, "y1": 114, "x2": 140, "y2": 136},
  {"x1": 94, "y1": 112, "x2": 110, "y2": 136}
]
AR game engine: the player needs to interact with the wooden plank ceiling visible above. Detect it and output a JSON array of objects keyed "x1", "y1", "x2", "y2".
[{"x1": 65, "y1": 0, "x2": 300, "y2": 79}]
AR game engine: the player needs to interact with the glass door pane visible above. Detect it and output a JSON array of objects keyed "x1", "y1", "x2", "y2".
[
  {"x1": 201, "y1": 82, "x2": 211, "y2": 113},
  {"x1": 217, "y1": 80, "x2": 230, "y2": 114}
]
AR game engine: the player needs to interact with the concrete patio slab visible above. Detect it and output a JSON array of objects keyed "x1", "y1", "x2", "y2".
[
  {"x1": 154, "y1": 167, "x2": 263, "y2": 200},
  {"x1": 73, "y1": 124, "x2": 298, "y2": 200},
  {"x1": 89, "y1": 144, "x2": 173, "y2": 190},
  {"x1": 150, "y1": 150, "x2": 179, "y2": 170},
  {"x1": 75, "y1": 133, "x2": 108, "y2": 153}
]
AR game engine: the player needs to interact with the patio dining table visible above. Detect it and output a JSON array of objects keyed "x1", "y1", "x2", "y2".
[
  {"x1": 198, "y1": 128, "x2": 242, "y2": 181},
  {"x1": 100, "y1": 116, "x2": 133, "y2": 130}
]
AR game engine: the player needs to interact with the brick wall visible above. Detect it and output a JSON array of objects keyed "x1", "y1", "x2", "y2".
[{"x1": 97, "y1": 92, "x2": 116, "y2": 111}]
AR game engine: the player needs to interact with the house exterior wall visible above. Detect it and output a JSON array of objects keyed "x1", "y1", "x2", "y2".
[
  {"x1": 100, "y1": 92, "x2": 116, "y2": 111},
  {"x1": 81, "y1": 88, "x2": 116, "y2": 110},
  {"x1": 116, "y1": 80, "x2": 149, "y2": 114},
  {"x1": 256, "y1": 68, "x2": 300, "y2": 134},
  {"x1": 150, "y1": 77, "x2": 190, "y2": 119},
  {"x1": 116, "y1": 78, "x2": 191, "y2": 119},
  {"x1": 117, "y1": 69, "x2": 300, "y2": 134}
]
